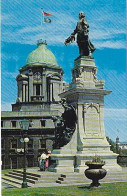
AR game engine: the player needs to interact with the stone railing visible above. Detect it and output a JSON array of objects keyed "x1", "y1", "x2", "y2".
[{"x1": 31, "y1": 95, "x2": 44, "y2": 102}]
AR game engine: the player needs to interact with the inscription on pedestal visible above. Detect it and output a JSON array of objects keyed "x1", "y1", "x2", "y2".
[{"x1": 83, "y1": 104, "x2": 101, "y2": 136}]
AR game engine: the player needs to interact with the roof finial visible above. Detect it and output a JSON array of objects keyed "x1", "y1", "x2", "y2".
[{"x1": 37, "y1": 39, "x2": 47, "y2": 46}]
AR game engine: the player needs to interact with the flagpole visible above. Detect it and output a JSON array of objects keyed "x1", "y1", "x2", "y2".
[
  {"x1": 41, "y1": 8, "x2": 44, "y2": 25},
  {"x1": 41, "y1": 8, "x2": 42, "y2": 26},
  {"x1": 43, "y1": 11, "x2": 44, "y2": 24}
]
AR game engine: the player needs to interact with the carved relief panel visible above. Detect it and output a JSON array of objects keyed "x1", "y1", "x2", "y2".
[{"x1": 83, "y1": 103, "x2": 102, "y2": 137}]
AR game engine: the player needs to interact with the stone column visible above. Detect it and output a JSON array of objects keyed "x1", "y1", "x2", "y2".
[
  {"x1": 22, "y1": 81, "x2": 28, "y2": 102},
  {"x1": 42, "y1": 69, "x2": 47, "y2": 101},
  {"x1": 50, "y1": 82, "x2": 53, "y2": 102},
  {"x1": 26, "y1": 84, "x2": 28, "y2": 102},
  {"x1": 52, "y1": 81, "x2": 61, "y2": 102},
  {"x1": 33, "y1": 84, "x2": 36, "y2": 96},
  {"x1": 40, "y1": 84, "x2": 42, "y2": 96},
  {"x1": 18, "y1": 81, "x2": 22, "y2": 102},
  {"x1": 23, "y1": 84, "x2": 26, "y2": 102},
  {"x1": 28, "y1": 71, "x2": 33, "y2": 102}
]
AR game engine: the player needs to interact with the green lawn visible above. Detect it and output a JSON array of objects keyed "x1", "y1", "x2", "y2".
[{"x1": 2, "y1": 182, "x2": 127, "y2": 196}]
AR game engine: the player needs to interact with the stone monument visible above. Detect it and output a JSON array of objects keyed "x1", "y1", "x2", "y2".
[{"x1": 49, "y1": 12, "x2": 121, "y2": 173}]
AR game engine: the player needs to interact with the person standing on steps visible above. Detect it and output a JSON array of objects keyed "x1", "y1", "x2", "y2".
[{"x1": 38, "y1": 151, "x2": 47, "y2": 171}]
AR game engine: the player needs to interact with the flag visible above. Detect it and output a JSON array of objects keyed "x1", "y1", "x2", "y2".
[
  {"x1": 42, "y1": 10, "x2": 53, "y2": 23},
  {"x1": 44, "y1": 18, "x2": 51, "y2": 23},
  {"x1": 43, "y1": 11, "x2": 52, "y2": 16}
]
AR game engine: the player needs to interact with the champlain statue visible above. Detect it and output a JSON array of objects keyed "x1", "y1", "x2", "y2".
[
  {"x1": 52, "y1": 98, "x2": 77, "y2": 149},
  {"x1": 65, "y1": 11, "x2": 95, "y2": 56}
]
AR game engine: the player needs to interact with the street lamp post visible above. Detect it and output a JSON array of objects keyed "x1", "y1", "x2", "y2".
[{"x1": 19, "y1": 119, "x2": 30, "y2": 188}]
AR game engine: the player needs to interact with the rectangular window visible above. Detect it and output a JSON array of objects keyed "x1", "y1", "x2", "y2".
[
  {"x1": 11, "y1": 121, "x2": 16, "y2": 128},
  {"x1": 40, "y1": 120, "x2": 46, "y2": 127},
  {"x1": 1, "y1": 121, "x2": 3, "y2": 127},
  {"x1": 1, "y1": 139, "x2": 5, "y2": 149},
  {"x1": 11, "y1": 158, "x2": 17, "y2": 169},
  {"x1": 28, "y1": 139, "x2": 33, "y2": 148},
  {"x1": 27, "y1": 158, "x2": 34, "y2": 167},
  {"x1": 39, "y1": 139, "x2": 46, "y2": 149},
  {"x1": 11, "y1": 139, "x2": 17, "y2": 149},
  {"x1": 36, "y1": 84, "x2": 41, "y2": 96}
]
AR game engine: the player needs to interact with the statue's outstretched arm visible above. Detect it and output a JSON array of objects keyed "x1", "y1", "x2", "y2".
[
  {"x1": 71, "y1": 26, "x2": 77, "y2": 36},
  {"x1": 64, "y1": 26, "x2": 77, "y2": 45}
]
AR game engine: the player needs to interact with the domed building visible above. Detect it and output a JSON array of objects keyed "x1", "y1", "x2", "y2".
[
  {"x1": 13, "y1": 39, "x2": 64, "y2": 110},
  {"x1": 1, "y1": 40, "x2": 67, "y2": 169}
]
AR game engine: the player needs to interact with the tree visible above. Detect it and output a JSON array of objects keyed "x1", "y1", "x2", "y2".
[{"x1": 106, "y1": 136, "x2": 117, "y2": 153}]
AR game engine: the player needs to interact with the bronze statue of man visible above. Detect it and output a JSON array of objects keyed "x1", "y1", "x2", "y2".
[{"x1": 65, "y1": 11, "x2": 95, "y2": 56}]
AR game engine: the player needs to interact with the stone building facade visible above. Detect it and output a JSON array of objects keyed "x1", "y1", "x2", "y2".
[{"x1": 1, "y1": 40, "x2": 67, "y2": 169}]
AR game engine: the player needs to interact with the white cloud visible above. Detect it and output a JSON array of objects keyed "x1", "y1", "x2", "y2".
[
  {"x1": 90, "y1": 28, "x2": 125, "y2": 40},
  {"x1": 2, "y1": 21, "x2": 125, "y2": 49},
  {"x1": 2, "y1": 11, "x2": 77, "y2": 45},
  {"x1": 105, "y1": 108, "x2": 127, "y2": 121},
  {"x1": 18, "y1": 26, "x2": 41, "y2": 34},
  {"x1": 94, "y1": 40, "x2": 125, "y2": 49},
  {"x1": 2, "y1": 2, "x2": 125, "y2": 49}
]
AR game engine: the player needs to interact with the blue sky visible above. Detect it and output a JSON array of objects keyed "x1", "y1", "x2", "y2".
[{"x1": 1, "y1": 0, "x2": 127, "y2": 141}]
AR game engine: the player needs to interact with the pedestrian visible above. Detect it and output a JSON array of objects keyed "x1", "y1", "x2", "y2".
[
  {"x1": 45, "y1": 150, "x2": 51, "y2": 169},
  {"x1": 38, "y1": 152, "x2": 47, "y2": 171}
]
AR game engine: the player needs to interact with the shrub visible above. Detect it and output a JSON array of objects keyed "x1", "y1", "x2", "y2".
[{"x1": 85, "y1": 155, "x2": 105, "y2": 164}]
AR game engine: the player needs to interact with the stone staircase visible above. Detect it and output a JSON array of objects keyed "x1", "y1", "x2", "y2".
[
  {"x1": 2, "y1": 168, "x2": 127, "y2": 188},
  {"x1": 2, "y1": 169, "x2": 63, "y2": 188},
  {"x1": 2, "y1": 170, "x2": 41, "y2": 188}
]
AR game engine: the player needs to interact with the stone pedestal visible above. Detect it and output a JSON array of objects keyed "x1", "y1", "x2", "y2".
[
  {"x1": 50, "y1": 56, "x2": 121, "y2": 173},
  {"x1": 49, "y1": 127, "x2": 77, "y2": 173}
]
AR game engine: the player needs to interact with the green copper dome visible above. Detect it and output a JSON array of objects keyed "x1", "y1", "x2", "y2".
[{"x1": 25, "y1": 40, "x2": 58, "y2": 67}]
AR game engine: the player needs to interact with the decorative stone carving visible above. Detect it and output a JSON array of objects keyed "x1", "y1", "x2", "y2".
[
  {"x1": 75, "y1": 78, "x2": 84, "y2": 88},
  {"x1": 83, "y1": 103, "x2": 100, "y2": 113},
  {"x1": 33, "y1": 72, "x2": 42, "y2": 81},
  {"x1": 16, "y1": 97, "x2": 21, "y2": 103},
  {"x1": 28, "y1": 69, "x2": 33, "y2": 76},
  {"x1": 95, "y1": 80, "x2": 105, "y2": 89},
  {"x1": 92, "y1": 67, "x2": 98, "y2": 82}
]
